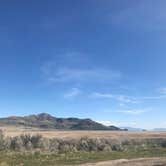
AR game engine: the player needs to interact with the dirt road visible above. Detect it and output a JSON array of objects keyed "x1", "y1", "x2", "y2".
[{"x1": 81, "y1": 158, "x2": 166, "y2": 166}]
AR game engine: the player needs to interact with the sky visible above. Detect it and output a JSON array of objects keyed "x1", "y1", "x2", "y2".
[{"x1": 1, "y1": 0, "x2": 166, "y2": 129}]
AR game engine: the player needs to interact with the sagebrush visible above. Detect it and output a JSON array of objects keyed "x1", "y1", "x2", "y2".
[{"x1": 0, "y1": 131, "x2": 166, "y2": 153}]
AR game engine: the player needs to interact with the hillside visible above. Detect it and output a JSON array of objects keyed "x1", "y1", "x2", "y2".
[{"x1": 0, "y1": 113, "x2": 121, "y2": 130}]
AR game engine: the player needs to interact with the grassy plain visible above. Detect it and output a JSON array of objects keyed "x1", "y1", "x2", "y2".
[
  {"x1": 1, "y1": 126, "x2": 166, "y2": 140},
  {"x1": 0, "y1": 126, "x2": 166, "y2": 165},
  {"x1": 0, "y1": 146, "x2": 166, "y2": 165}
]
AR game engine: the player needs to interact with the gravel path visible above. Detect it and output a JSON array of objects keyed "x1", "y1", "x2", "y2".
[{"x1": 80, "y1": 157, "x2": 166, "y2": 166}]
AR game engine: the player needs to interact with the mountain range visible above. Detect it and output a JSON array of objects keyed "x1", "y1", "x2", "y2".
[{"x1": 0, "y1": 113, "x2": 122, "y2": 131}]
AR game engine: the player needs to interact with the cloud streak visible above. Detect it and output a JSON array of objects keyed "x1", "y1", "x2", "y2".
[
  {"x1": 117, "y1": 108, "x2": 150, "y2": 115},
  {"x1": 109, "y1": 1, "x2": 166, "y2": 31},
  {"x1": 64, "y1": 88, "x2": 81, "y2": 99},
  {"x1": 90, "y1": 91, "x2": 166, "y2": 104},
  {"x1": 90, "y1": 92, "x2": 138, "y2": 104},
  {"x1": 42, "y1": 65, "x2": 121, "y2": 84},
  {"x1": 158, "y1": 87, "x2": 166, "y2": 95}
]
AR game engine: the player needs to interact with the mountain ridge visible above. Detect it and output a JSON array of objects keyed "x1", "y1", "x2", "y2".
[{"x1": 0, "y1": 113, "x2": 122, "y2": 131}]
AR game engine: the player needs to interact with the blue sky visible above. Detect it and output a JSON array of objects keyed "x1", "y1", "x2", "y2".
[{"x1": 1, "y1": 0, "x2": 166, "y2": 129}]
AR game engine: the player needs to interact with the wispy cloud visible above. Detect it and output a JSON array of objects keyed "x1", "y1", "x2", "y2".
[
  {"x1": 117, "y1": 108, "x2": 150, "y2": 115},
  {"x1": 41, "y1": 51, "x2": 122, "y2": 85},
  {"x1": 91, "y1": 93, "x2": 113, "y2": 99},
  {"x1": 42, "y1": 66, "x2": 121, "y2": 84},
  {"x1": 109, "y1": 2, "x2": 166, "y2": 31},
  {"x1": 90, "y1": 90, "x2": 166, "y2": 105},
  {"x1": 64, "y1": 88, "x2": 81, "y2": 99},
  {"x1": 158, "y1": 87, "x2": 166, "y2": 94},
  {"x1": 90, "y1": 92, "x2": 138, "y2": 104},
  {"x1": 142, "y1": 95, "x2": 166, "y2": 100}
]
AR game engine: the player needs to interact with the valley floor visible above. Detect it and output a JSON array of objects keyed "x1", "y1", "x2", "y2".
[{"x1": 1, "y1": 126, "x2": 166, "y2": 140}]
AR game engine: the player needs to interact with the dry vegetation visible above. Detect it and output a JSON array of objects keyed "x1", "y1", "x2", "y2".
[
  {"x1": 1, "y1": 126, "x2": 166, "y2": 140},
  {"x1": 1, "y1": 126, "x2": 166, "y2": 165}
]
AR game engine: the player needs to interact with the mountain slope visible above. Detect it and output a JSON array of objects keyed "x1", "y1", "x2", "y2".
[{"x1": 0, "y1": 113, "x2": 121, "y2": 130}]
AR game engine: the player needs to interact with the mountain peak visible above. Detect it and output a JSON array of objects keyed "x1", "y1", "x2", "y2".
[
  {"x1": 36, "y1": 113, "x2": 55, "y2": 121},
  {"x1": 25, "y1": 113, "x2": 55, "y2": 121}
]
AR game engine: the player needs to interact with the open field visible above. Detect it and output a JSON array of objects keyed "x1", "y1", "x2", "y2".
[
  {"x1": 1, "y1": 126, "x2": 166, "y2": 165},
  {"x1": 0, "y1": 148, "x2": 166, "y2": 165},
  {"x1": 1, "y1": 126, "x2": 166, "y2": 140}
]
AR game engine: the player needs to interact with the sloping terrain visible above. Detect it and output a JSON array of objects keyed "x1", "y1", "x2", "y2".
[{"x1": 0, "y1": 113, "x2": 120, "y2": 130}]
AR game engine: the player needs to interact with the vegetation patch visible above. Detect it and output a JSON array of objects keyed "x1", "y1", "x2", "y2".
[{"x1": 0, "y1": 131, "x2": 166, "y2": 165}]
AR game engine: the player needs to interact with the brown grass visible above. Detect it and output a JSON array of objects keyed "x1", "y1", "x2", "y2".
[{"x1": 1, "y1": 126, "x2": 166, "y2": 140}]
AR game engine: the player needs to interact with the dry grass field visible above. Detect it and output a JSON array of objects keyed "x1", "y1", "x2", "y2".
[{"x1": 1, "y1": 126, "x2": 166, "y2": 140}]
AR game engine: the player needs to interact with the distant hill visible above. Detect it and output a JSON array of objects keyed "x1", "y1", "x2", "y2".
[
  {"x1": 121, "y1": 127, "x2": 145, "y2": 132},
  {"x1": 153, "y1": 128, "x2": 166, "y2": 132},
  {"x1": 0, "y1": 113, "x2": 122, "y2": 131}
]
